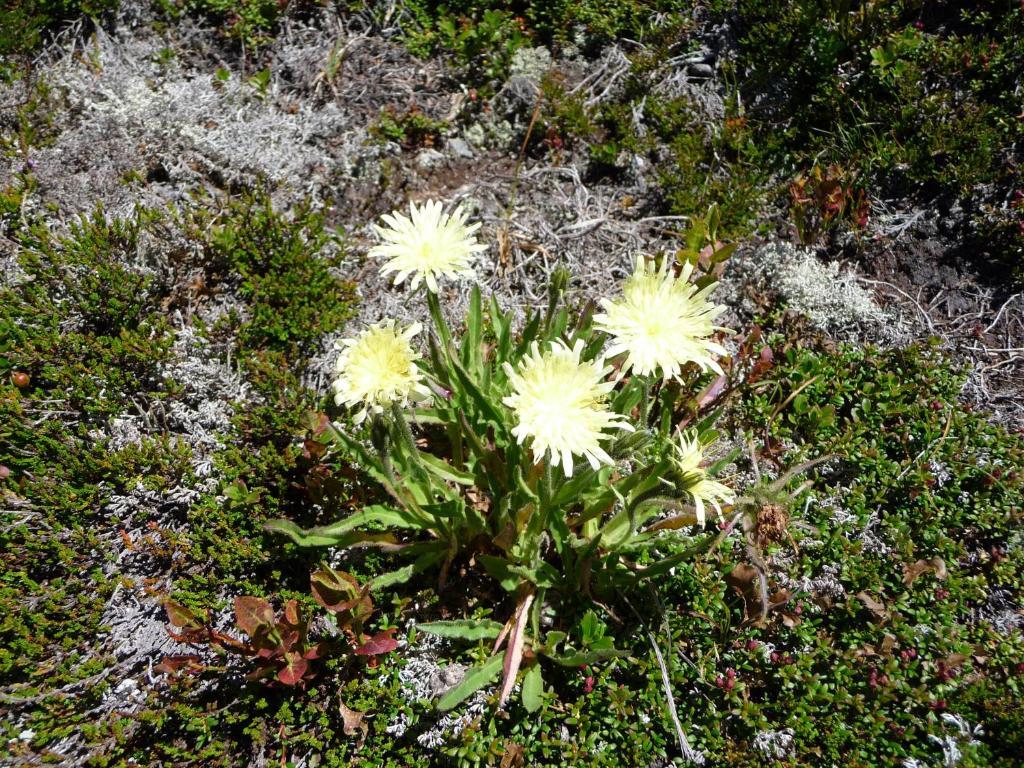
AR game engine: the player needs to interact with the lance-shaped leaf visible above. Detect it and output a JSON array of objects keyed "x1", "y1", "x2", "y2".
[
  {"x1": 521, "y1": 663, "x2": 544, "y2": 713},
  {"x1": 368, "y1": 543, "x2": 447, "y2": 591},
  {"x1": 437, "y1": 653, "x2": 504, "y2": 711},
  {"x1": 498, "y1": 592, "x2": 534, "y2": 707},
  {"x1": 418, "y1": 451, "x2": 476, "y2": 485},
  {"x1": 418, "y1": 619, "x2": 505, "y2": 642},
  {"x1": 265, "y1": 504, "x2": 421, "y2": 547}
]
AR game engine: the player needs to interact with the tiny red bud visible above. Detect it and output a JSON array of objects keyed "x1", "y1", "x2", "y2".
[
  {"x1": 12, "y1": 372, "x2": 30, "y2": 388},
  {"x1": 0, "y1": 465, "x2": 9, "y2": 480},
  {"x1": 746, "y1": 640, "x2": 759, "y2": 651},
  {"x1": 583, "y1": 676, "x2": 595, "y2": 693},
  {"x1": 770, "y1": 652, "x2": 781, "y2": 663}
]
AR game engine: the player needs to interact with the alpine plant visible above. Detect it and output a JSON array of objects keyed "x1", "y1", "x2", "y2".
[{"x1": 271, "y1": 200, "x2": 739, "y2": 714}]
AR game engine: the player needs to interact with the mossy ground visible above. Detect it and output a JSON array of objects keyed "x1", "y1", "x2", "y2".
[{"x1": 1, "y1": 1, "x2": 1022, "y2": 766}]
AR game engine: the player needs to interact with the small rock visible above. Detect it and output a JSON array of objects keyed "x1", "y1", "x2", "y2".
[
  {"x1": 429, "y1": 664, "x2": 467, "y2": 697},
  {"x1": 687, "y1": 62, "x2": 715, "y2": 79},
  {"x1": 493, "y1": 76, "x2": 539, "y2": 120},
  {"x1": 447, "y1": 137, "x2": 474, "y2": 159},
  {"x1": 416, "y1": 148, "x2": 446, "y2": 170}
]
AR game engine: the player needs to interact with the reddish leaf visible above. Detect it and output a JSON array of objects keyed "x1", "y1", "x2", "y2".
[
  {"x1": 303, "y1": 642, "x2": 327, "y2": 661},
  {"x1": 310, "y1": 567, "x2": 364, "y2": 612},
  {"x1": 748, "y1": 346, "x2": 774, "y2": 383},
  {"x1": 354, "y1": 628, "x2": 398, "y2": 656},
  {"x1": 155, "y1": 654, "x2": 206, "y2": 676},
  {"x1": 283, "y1": 599, "x2": 301, "y2": 627},
  {"x1": 167, "y1": 626, "x2": 209, "y2": 645},
  {"x1": 234, "y1": 596, "x2": 275, "y2": 637},
  {"x1": 697, "y1": 374, "x2": 728, "y2": 408},
  {"x1": 164, "y1": 599, "x2": 203, "y2": 630},
  {"x1": 278, "y1": 652, "x2": 309, "y2": 686},
  {"x1": 498, "y1": 593, "x2": 534, "y2": 708},
  {"x1": 726, "y1": 563, "x2": 764, "y2": 621},
  {"x1": 279, "y1": 629, "x2": 301, "y2": 653}
]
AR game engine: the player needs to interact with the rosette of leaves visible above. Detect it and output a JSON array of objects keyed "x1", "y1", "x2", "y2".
[{"x1": 268, "y1": 274, "x2": 734, "y2": 709}]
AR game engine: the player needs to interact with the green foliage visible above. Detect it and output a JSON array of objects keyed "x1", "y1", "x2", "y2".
[
  {"x1": 154, "y1": 0, "x2": 293, "y2": 48},
  {"x1": 369, "y1": 106, "x2": 449, "y2": 150},
  {"x1": 730, "y1": 0, "x2": 1024, "y2": 260},
  {"x1": 398, "y1": 0, "x2": 691, "y2": 66},
  {"x1": 0, "y1": 209, "x2": 179, "y2": 739},
  {"x1": 176, "y1": 193, "x2": 356, "y2": 357},
  {"x1": 398, "y1": 3, "x2": 528, "y2": 82},
  {"x1": 0, "y1": 0, "x2": 118, "y2": 79},
  {"x1": 0, "y1": 193, "x2": 360, "y2": 761},
  {"x1": 270, "y1": 259, "x2": 736, "y2": 711}
]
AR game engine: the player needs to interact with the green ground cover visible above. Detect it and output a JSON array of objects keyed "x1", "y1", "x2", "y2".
[{"x1": 1, "y1": 1, "x2": 1022, "y2": 766}]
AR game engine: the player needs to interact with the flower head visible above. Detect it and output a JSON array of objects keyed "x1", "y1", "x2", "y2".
[
  {"x1": 333, "y1": 320, "x2": 431, "y2": 424},
  {"x1": 370, "y1": 199, "x2": 486, "y2": 292},
  {"x1": 595, "y1": 257, "x2": 729, "y2": 380},
  {"x1": 502, "y1": 340, "x2": 632, "y2": 476},
  {"x1": 672, "y1": 431, "x2": 734, "y2": 526}
]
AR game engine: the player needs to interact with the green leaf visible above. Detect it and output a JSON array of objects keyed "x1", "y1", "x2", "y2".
[
  {"x1": 368, "y1": 544, "x2": 446, "y2": 590},
  {"x1": 541, "y1": 631, "x2": 566, "y2": 655},
  {"x1": 418, "y1": 619, "x2": 505, "y2": 641},
  {"x1": 548, "y1": 647, "x2": 629, "y2": 667},
  {"x1": 419, "y1": 452, "x2": 475, "y2": 485},
  {"x1": 437, "y1": 653, "x2": 504, "y2": 711},
  {"x1": 265, "y1": 504, "x2": 423, "y2": 547},
  {"x1": 449, "y1": 355, "x2": 505, "y2": 427},
  {"x1": 521, "y1": 664, "x2": 543, "y2": 713},
  {"x1": 478, "y1": 554, "x2": 522, "y2": 592},
  {"x1": 461, "y1": 284, "x2": 483, "y2": 372}
]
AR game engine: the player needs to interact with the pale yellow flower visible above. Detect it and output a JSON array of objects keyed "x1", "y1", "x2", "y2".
[
  {"x1": 595, "y1": 257, "x2": 729, "y2": 380},
  {"x1": 502, "y1": 340, "x2": 632, "y2": 476},
  {"x1": 370, "y1": 199, "x2": 486, "y2": 292},
  {"x1": 333, "y1": 320, "x2": 431, "y2": 424},
  {"x1": 672, "y1": 431, "x2": 734, "y2": 526}
]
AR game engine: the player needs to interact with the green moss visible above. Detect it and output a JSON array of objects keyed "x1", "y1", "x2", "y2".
[
  {"x1": 369, "y1": 107, "x2": 449, "y2": 150},
  {"x1": 153, "y1": 0, "x2": 290, "y2": 48}
]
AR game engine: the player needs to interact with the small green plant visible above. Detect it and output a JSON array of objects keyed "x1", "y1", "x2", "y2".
[
  {"x1": 162, "y1": 567, "x2": 396, "y2": 687},
  {"x1": 369, "y1": 106, "x2": 449, "y2": 150},
  {"x1": 789, "y1": 164, "x2": 869, "y2": 245}
]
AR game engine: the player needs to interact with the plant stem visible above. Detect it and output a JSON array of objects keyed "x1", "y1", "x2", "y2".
[{"x1": 426, "y1": 289, "x2": 453, "y2": 353}]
